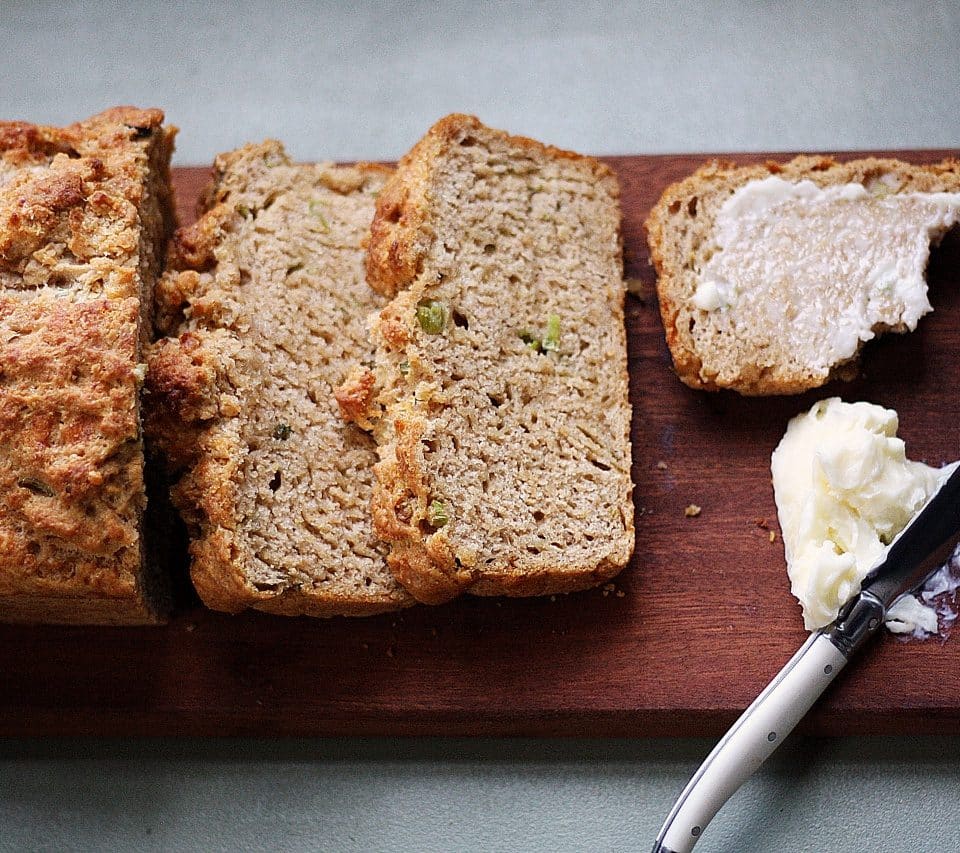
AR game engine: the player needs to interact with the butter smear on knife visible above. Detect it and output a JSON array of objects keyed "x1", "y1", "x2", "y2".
[{"x1": 771, "y1": 397, "x2": 959, "y2": 634}]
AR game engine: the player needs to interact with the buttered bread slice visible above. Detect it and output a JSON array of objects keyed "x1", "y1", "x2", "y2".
[
  {"x1": 147, "y1": 142, "x2": 413, "y2": 616},
  {"x1": 646, "y1": 157, "x2": 960, "y2": 395},
  {"x1": 353, "y1": 115, "x2": 634, "y2": 605}
]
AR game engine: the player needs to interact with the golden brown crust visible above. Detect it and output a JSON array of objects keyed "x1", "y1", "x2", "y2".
[
  {"x1": 0, "y1": 107, "x2": 171, "y2": 274},
  {"x1": 145, "y1": 331, "x2": 255, "y2": 614},
  {"x1": 0, "y1": 107, "x2": 176, "y2": 624},
  {"x1": 1, "y1": 296, "x2": 140, "y2": 555},
  {"x1": 368, "y1": 408, "x2": 470, "y2": 605},
  {"x1": 333, "y1": 365, "x2": 379, "y2": 431},
  {"x1": 645, "y1": 155, "x2": 960, "y2": 395},
  {"x1": 365, "y1": 115, "x2": 634, "y2": 604}
]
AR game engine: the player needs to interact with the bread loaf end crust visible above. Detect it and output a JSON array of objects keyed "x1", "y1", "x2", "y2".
[{"x1": 0, "y1": 107, "x2": 176, "y2": 624}]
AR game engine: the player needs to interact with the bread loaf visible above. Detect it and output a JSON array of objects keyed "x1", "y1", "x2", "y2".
[
  {"x1": 146, "y1": 141, "x2": 413, "y2": 616},
  {"x1": 352, "y1": 115, "x2": 635, "y2": 604},
  {"x1": 646, "y1": 156, "x2": 960, "y2": 394},
  {"x1": 0, "y1": 107, "x2": 176, "y2": 624}
]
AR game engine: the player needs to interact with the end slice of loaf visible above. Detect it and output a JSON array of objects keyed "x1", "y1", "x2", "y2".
[
  {"x1": 646, "y1": 156, "x2": 960, "y2": 395},
  {"x1": 357, "y1": 114, "x2": 634, "y2": 604},
  {"x1": 146, "y1": 141, "x2": 413, "y2": 616},
  {"x1": 0, "y1": 107, "x2": 176, "y2": 624}
]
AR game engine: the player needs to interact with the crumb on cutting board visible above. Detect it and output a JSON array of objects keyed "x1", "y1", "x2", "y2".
[
  {"x1": 625, "y1": 277, "x2": 654, "y2": 300},
  {"x1": 684, "y1": 504, "x2": 702, "y2": 518}
]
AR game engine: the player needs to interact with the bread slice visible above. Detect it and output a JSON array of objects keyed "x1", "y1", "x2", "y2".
[
  {"x1": 646, "y1": 156, "x2": 960, "y2": 395},
  {"x1": 146, "y1": 141, "x2": 413, "y2": 616},
  {"x1": 352, "y1": 114, "x2": 634, "y2": 605},
  {"x1": 0, "y1": 107, "x2": 176, "y2": 624}
]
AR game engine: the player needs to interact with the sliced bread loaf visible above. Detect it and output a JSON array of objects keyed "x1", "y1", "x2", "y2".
[
  {"x1": 146, "y1": 141, "x2": 413, "y2": 616},
  {"x1": 351, "y1": 114, "x2": 634, "y2": 605},
  {"x1": 646, "y1": 156, "x2": 960, "y2": 394},
  {"x1": 0, "y1": 107, "x2": 176, "y2": 624}
]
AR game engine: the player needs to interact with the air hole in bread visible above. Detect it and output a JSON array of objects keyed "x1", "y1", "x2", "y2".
[
  {"x1": 668, "y1": 199, "x2": 681, "y2": 215},
  {"x1": 687, "y1": 197, "x2": 698, "y2": 217},
  {"x1": 268, "y1": 471, "x2": 281, "y2": 491},
  {"x1": 43, "y1": 272, "x2": 74, "y2": 289},
  {"x1": 590, "y1": 458, "x2": 611, "y2": 471},
  {"x1": 532, "y1": 510, "x2": 545, "y2": 522},
  {"x1": 488, "y1": 394, "x2": 503, "y2": 408},
  {"x1": 452, "y1": 309, "x2": 469, "y2": 328},
  {"x1": 459, "y1": 136, "x2": 477, "y2": 147},
  {"x1": 17, "y1": 477, "x2": 54, "y2": 497},
  {"x1": 418, "y1": 518, "x2": 443, "y2": 535},
  {"x1": 26, "y1": 540, "x2": 40, "y2": 556}
]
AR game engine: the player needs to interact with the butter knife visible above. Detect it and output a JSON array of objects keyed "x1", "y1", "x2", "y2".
[{"x1": 652, "y1": 462, "x2": 960, "y2": 853}]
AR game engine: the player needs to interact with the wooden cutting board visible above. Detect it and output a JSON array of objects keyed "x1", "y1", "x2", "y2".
[{"x1": 2, "y1": 152, "x2": 959, "y2": 737}]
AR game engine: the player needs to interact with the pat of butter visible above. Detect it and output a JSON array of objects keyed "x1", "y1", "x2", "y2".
[
  {"x1": 771, "y1": 398, "x2": 952, "y2": 630},
  {"x1": 694, "y1": 177, "x2": 960, "y2": 376}
]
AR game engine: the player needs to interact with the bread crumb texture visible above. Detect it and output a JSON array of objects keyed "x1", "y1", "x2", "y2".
[
  {"x1": 362, "y1": 115, "x2": 635, "y2": 604},
  {"x1": 0, "y1": 107, "x2": 176, "y2": 624},
  {"x1": 146, "y1": 141, "x2": 412, "y2": 616},
  {"x1": 645, "y1": 156, "x2": 960, "y2": 394}
]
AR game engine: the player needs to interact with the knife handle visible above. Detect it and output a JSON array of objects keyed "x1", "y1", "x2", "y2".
[{"x1": 652, "y1": 632, "x2": 848, "y2": 853}]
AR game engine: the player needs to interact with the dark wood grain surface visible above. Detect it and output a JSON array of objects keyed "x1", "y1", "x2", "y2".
[{"x1": 2, "y1": 152, "x2": 959, "y2": 738}]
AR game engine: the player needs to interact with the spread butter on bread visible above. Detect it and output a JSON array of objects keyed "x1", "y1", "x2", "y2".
[{"x1": 646, "y1": 156, "x2": 960, "y2": 395}]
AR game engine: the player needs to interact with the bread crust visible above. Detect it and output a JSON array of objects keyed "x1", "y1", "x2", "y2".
[
  {"x1": 364, "y1": 114, "x2": 634, "y2": 604},
  {"x1": 0, "y1": 107, "x2": 176, "y2": 624},
  {"x1": 645, "y1": 155, "x2": 960, "y2": 395}
]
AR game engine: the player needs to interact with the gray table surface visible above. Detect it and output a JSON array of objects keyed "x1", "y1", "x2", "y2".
[{"x1": 3, "y1": 2, "x2": 960, "y2": 850}]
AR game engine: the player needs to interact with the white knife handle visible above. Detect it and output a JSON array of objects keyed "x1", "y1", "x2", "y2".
[{"x1": 652, "y1": 632, "x2": 848, "y2": 853}]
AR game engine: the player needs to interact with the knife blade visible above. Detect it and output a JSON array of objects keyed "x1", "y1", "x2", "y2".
[{"x1": 652, "y1": 461, "x2": 960, "y2": 853}]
